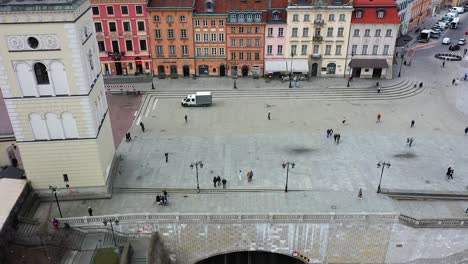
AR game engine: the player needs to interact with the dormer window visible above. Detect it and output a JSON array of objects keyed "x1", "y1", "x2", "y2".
[
  {"x1": 230, "y1": 14, "x2": 237, "y2": 22},
  {"x1": 377, "y1": 9, "x2": 385, "y2": 18},
  {"x1": 205, "y1": 0, "x2": 214, "y2": 12},
  {"x1": 254, "y1": 14, "x2": 261, "y2": 22},
  {"x1": 272, "y1": 11, "x2": 281, "y2": 20},
  {"x1": 355, "y1": 10, "x2": 363, "y2": 18}
]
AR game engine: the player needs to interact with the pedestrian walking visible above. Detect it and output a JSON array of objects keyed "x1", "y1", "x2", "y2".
[
  {"x1": 446, "y1": 167, "x2": 452, "y2": 179},
  {"x1": 238, "y1": 170, "x2": 242, "y2": 181},
  {"x1": 337, "y1": 133, "x2": 341, "y2": 144},
  {"x1": 213, "y1": 176, "x2": 217, "y2": 187},
  {"x1": 377, "y1": 113, "x2": 381, "y2": 123},
  {"x1": 184, "y1": 114, "x2": 188, "y2": 123},
  {"x1": 163, "y1": 190, "x2": 168, "y2": 200},
  {"x1": 342, "y1": 120, "x2": 346, "y2": 124},
  {"x1": 333, "y1": 133, "x2": 338, "y2": 142},
  {"x1": 442, "y1": 61, "x2": 445, "y2": 68},
  {"x1": 222, "y1": 178, "x2": 227, "y2": 189},
  {"x1": 268, "y1": 111, "x2": 271, "y2": 120},
  {"x1": 127, "y1": 132, "x2": 132, "y2": 141},
  {"x1": 419, "y1": 82, "x2": 423, "y2": 88},
  {"x1": 377, "y1": 86, "x2": 381, "y2": 93},
  {"x1": 465, "y1": 127, "x2": 468, "y2": 135},
  {"x1": 411, "y1": 120, "x2": 415, "y2": 128},
  {"x1": 125, "y1": 132, "x2": 129, "y2": 142},
  {"x1": 87, "y1": 206, "x2": 93, "y2": 216},
  {"x1": 409, "y1": 137, "x2": 414, "y2": 147},
  {"x1": 452, "y1": 79, "x2": 456, "y2": 85},
  {"x1": 139, "y1": 122, "x2": 145, "y2": 132},
  {"x1": 358, "y1": 188, "x2": 362, "y2": 199},
  {"x1": 414, "y1": 84, "x2": 417, "y2": 88},
  {"x1": 247, "y1": 170, "x2": 253, "y2": 182},
  {"x1": 216, "y1": 175, "x2": 221, "y2": 187},
  {"x1": 165, "y1": 152, "x2": 169, "y2": 163},
  {"x1": 330, "y1": 129, "x2": 333, "y2": 135},
  {"x1": 326, "y1": 129, "x2": 330, "y2": 138},
  {"x1": 53, "y1": 218, "x2": 59, "y2": 230}
]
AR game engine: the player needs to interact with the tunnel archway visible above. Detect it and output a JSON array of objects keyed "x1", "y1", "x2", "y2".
[{"x1": 195, "y1": 251, "x2": 307, "y2": 264}]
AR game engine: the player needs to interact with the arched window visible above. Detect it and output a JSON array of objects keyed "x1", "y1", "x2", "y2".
[
  {"x1": 50, "y1": 61, "x2": 69, "y2": 95},
  {"x1": 34, "y1": 63, "x2": 49, "y2": 85},
  {"x1": 316, "y1": 14, "x2": 322, "y2": 20},
  {"x1": 46, "y1": 113, "x2": 64, "y2": 139},
  {"x1": 304, "y1": 14, "x2": 310, "y2": 21},
  {"x1": 326, "y1": 63, "x2": 336, "y2": 74},
  {"x1": 16, "y1": 62, "x2": 37, "y2": 97},
  {"x1": 29, "y1": 113, "x2": 49, "y2": 140},
  {"x1": 293, "y1": 14, "x2": 299, "y2": 21},
  {"x1": 62, "y1": 112, "x2": 79, "y2": 138},
  {"x1": 329, "y1": 14, "x2": 335, "y2": 21},
  {"x1": 272, "y1": 11, "x2": 280, "y2": 20}
]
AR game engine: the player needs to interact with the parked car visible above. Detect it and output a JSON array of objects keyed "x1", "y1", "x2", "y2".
[
  {"x1": 449, "y1": 45, "x2": 460, "y2": 51},
  {"x1": 442, "y1": 38, "x2": 451, "y2": 44},
  {"x1": 458, "y1": 39, "x2": 466, "y2": 45}
]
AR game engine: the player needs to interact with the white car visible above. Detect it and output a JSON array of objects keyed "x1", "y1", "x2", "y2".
[
  {"x1": 458, "y1": 39, "x2": 466, "y2": 45},
  {"x1": 442, "y1": 38, "x2": 451, "y2": 45}
]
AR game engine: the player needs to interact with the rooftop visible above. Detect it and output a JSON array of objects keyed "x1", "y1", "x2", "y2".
[
  {"x1": 148, "y1": 0, "x2": 194, "y2": 9},
  {"x1": 353, "y1": 0, "x2": 398, "y2": 6},
  {"x1": 0, "y1": 178, "x2": 27, "y2": 233},
  {"x1": 351, "y1": 5, "x2": 400, "y2": 24},
  {"x1": 0, "y1": 0, "x2": 86, "y2": 12},
  {"x1": 289, "y1": 0, "x2": 352, "y2": 6},
  {"x1": 194, "y1": 0, "x2": 228, "y2": 15}
]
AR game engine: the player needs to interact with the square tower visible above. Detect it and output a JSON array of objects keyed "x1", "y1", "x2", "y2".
[{"x1": 0, "y1": 0, "x2": 115, "y2": 196}]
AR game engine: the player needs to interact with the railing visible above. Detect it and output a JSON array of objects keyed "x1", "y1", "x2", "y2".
[
  {"x1": 312, "y1": 36, "x2": 323, "y2": 41},
  {"x1": 399, "y1": 215, "x2": 468, "y2": 228},
  {"x1": 310, "y1": 54, "x2": 321, "y2": 59},
  {"x1": 314, "y1": 19, "x2": 325, "y2": 25}
]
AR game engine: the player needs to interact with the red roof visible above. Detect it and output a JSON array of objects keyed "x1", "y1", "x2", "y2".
[
  {"x1": 194, "y1": 0, "x2": 228, "y2": 14},
  {"x1": 228, "y1": 0, "x2": 268, "y2": 10},
  {"x1": 289, "y1": 0, "x2": 352, "y2": 5},
  {"x1": 148, "y1": 0, "x2": 194, "y2": 9},
  {"x1": 353, "y1": 0, "x2": 397, "y2": 6},
  {"x1": 351, "y1": 7, "x2": 400, "y2": 24},
  {"x1": 270, "y1": 0, "x2": 289, "y2": 8}
]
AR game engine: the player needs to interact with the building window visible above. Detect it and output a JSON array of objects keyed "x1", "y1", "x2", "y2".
[
  {"x1": 329, "y1": 14, "x2": 335, "y2": 21},
  {"x1": 203, "y1": 33, "x2": 209, "y2": 42},
  {"x1": 126, "y1": 40, "x2": 133, "y2": 51},
  {"x1": 121, "y1": 6, "x2": 129, "y2": 15},
  {"x1": 29, "y1": 113, "x2": 48, "y2": 140},
  {"x1": 386, "y1": 29, "x2": 392, "y2": 37},
  {"x1": 63, "y1": 174, "x2": 69, "y2": 182},
  {"x1": 337, "y1": 27, "x2": 344, "y2": 37},
  {"x1": 182, "y1": 45, "x2": 188, "y2": 55},
  {"x1": 203, "y1": 20, "x2": 208, "y2": 27},
  {"x1": 231, "y1": 39, "x2": 236, "y2": 47},
  {"x1": 316, "y1": 14, "x2": 322, "y2": 20},
  {"x1": 325, "y1": 45, "x2": 331, "y2": 55},
  {"x1": 155, "y1": 29, "x2": 162, "y2": 39},
  {"x1": 335, "y1": 45, "x2": 341, "y2": 55},
  {"x1": 156, "y1": 46, "x2": 163, "y2": 55},
  {"x1": 255, "y1": 27, "x2": 260, "y2": 33},
  {"x1": 92, "y1": 6, "x2": 99, "y2": 15},
  {"x1": 267, "y1": 45, "x2": 273, "y2": 55},
  {"x1": 219, "y1": 20, "x2": 224, "y2": 26},
  {"x1": 239, "y1": 27, "x2": 244, "y2": 33},
  {"x1": 355, "y1": 11, "x2": 363, "y2": 18},
  {"x1": 278, "y1": 28, "x2": 284, "y2": 37},
  {"x1": 123, "y1": 21, "x2": 131, "y2": 32},
  {"x1": 219, "y1": 33, "x2": 225, "y2": 42},
  {"x1": 219, "y1": 48, "x2": 225, "y2": 56},
  {"x1": 377, "y1": 10, "x2": 385, "y2": 18},
  {"x1": 268, "y1": 28, "x2": 273, "y2": 37},
  {"x1": 372, "y1": 45, "x2": 378, "y2": 55},
  {"x1": 255, "y1": 52, "x2": 259, "y2": 60},
  {"x1": 364, "y1": 29, "x2": 370, "y2": 37},
  {"x1": 254, "y1": 14, "x2": 261, "y2": 22},
  {"x1": 362, "y1": 45, "x2": 368, "y2": 55},
  {"x1": 106, "y1": 6, "x2": 114, "y2": 15},
  {"x1": 277, "y1": 45, "x2": 283, "y2": 55},
  {"x1": 301, "y1": 45, "x2": 307, "y2": 55},
  {"x1": 315, "y1": 28, "x2": 321, "y2": 36},
  {"x1": 293, "y1": 14, "x2": 299, "y2": 21},
  {"x1": 239, "y1": 14, "x2": 245, "y2": 22},
  {"x1": 167, "y1": 15, "x2": 173, "y2": 23},
  {"x1": 327, "y1": 28, "x2": 333, "y2": 37},
  {"x1": 181, "y1": 29, "x2": 187, "y2": 39},
  {"x1": 204, "y1": 48, "x2": 209, "y2": 56},
  {"x1": 313, "y1": 45, "x2": 319, "y2": 54},
  {"x1": 255, "y1": 39, "x2": 260, "y2": 46},
  {"x1": 196, "y1": 48, "x2": 202, "y2": 56},
  {"x1": 211, "y1": 33, "x2": 217, "y2": 42},
  {"x1": 95, "y1": 22, "x2": 102, "y2": 32},
  {"x1": 326, "y1": 63, "x2": 336, "y2": 74},
  {"x1": 195, "y1": 33, "x2": 201, "y2": 42},
  {"x1": 140, "y1": 40, "x2": 147, "y2": 51},
  {"x1": 247, "y1": 27, "x2": 252, "y2": 33},
  {"x1": 180, "y1": 15, "x2": 186, "y2": 22},
  {"x1": 212, "y1": 48, "x2": 217, "y2": 55},
  {"x1": 375, "y1": 29, "x2": 381, "y2": 37},
  {"x1": 353, "y1": 29, "x2": 359, "y2": 37},
  {"x1": 383, "y1": 45, "x2": 389, "y2": 55},
  {"x1": 292, "y1": 28, "x2": 298, "y2": 37},
  {"x1": 247, "y1": 52, "x2": 252, "y2": 60},
  {"x1": 291, "y1": 45, "x2": 297, "y2": 55},
  {"x1": 195, "y1": 20, "x2": 200, "y2": 26},
  {"x1": 247, "y1": 14, "x2": 253, "y2": 22},
  {"x1": 109, "y1": 22, "x2": 117, "y2": 32},
  {"x1": 154, "y1": 15, "x2": 160, "y2": 22},
  {"x1": 137, "y1": 21, "x2": 145, "y2": 31},
  {"x1": 273, "y1": 11, "x2": 280, "y2": 20},
  {"x1": 303, "y1": 28, "x2": 309, "y2": 37},
  {"x1": 304, "y1": 14, "x2": 310, "y2": 21},
  {"x1": 339, "y1": 14, "x2": 345, "y2": 21},
  {"x1": 168, "y1": 29, "x2": 175, "y2": 39},
  {"x1": 231, "y1": 27, "x2": 236, "y2": 34},
  {"x1": 169, "y1": 45, "x2": 176, "y2": 55},
  {"x1": 230, "y1": 14, "x2": 237, "y2": 22},
  {"x1": 98, "y1": 41, "x2": 105, "y2": 52},
  {"x1": 351, "y1": 44, "x2": 357, "y2": 55},
  {"x1": 231, "y1": 52, "x2": 236, "y2": 60},
  {"x1": 135, "y1": 5, "x2": 143, "y2": 14},
  {"x1": 34, "y1": 63, "x2": 49, "y2": 85},
  {"x1": 239, "y1": 53, "x2": 244, "y2": 60},
  {"x1": 239, "y1": 39, "x2": 244, "y2": 47}
]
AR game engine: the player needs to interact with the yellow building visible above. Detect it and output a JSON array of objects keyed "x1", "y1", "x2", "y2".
[
  {"x1": 0, "y1": 0, "x2": 115, "y2": 197},
  {"x1": 286, "y1": 0, "x2": 353, "y2": 78}
]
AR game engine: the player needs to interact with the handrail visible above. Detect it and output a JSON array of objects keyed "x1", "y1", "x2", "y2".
[{"x1": 399, "y1": 215, "x2": 468, "y2": 228}]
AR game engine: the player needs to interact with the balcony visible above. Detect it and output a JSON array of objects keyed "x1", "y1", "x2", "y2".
[
  {"x1": 312, "y1": 36, "x2": 323, "y2": 42},
  {"x1": 314, "y1": 19, "x2": 325, "y2": 26},
  {"x1": 310, "y1": 54, "x2": 321, "y2": 59},
  {"x1": 105, "y1": 51, "x2": 125, "y2": 60}
]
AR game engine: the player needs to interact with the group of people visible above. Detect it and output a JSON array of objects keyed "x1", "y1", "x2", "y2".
[
  {"x1": 326, "y1": 129, "x2": 341, "y2": 144},
  {"x1": 125, "y1": 132, "x2": 132, "y2": 142},
  {"x1": 155, "y1": 190, "x2": 168, "y2": 206},
  {"x1": 406, "y1": 137, "x2": 415, "y2": 147},
  {"x1": 213, "y1": 176, "x2": 227, "y2": 189}
]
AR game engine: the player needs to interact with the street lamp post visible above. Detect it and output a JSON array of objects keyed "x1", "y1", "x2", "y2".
[
  {"x1": 103, "y1": 218, "x2": 119, "y2": 247},
  {"x1": 49, "y1": 186, "x2": 63, "y2": 218},
  {"x1": 377, "y1": 161, "x2": 391, "y2": 193},
  {"x1": 190, "y1": 161, "x2": 203, "y2": 193},
  {"x1": 282, "y1": 162, "x2": 295, "y2": 192},
  {"x1": 289, "y1": 51, "x2": 294, "y2": 88},
  {"x1": 347, "y1": 51, "x2": 354, "y2": 87},
  {"x1": 398, "y1": 49, "x2": 406, "y2": 78}
]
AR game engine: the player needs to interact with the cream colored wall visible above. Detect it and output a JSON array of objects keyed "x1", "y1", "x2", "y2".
[
  {"x1": 96, "y1": 114, "x2": 115, "y2": 181},
  {"x1": 0, "y1": 138, "x2": 15, "y2": 167}
]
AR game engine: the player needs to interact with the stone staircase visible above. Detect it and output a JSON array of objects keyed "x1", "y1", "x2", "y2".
[{"x1": 408, "y1": 248, "x2": 468, "y2": 264}]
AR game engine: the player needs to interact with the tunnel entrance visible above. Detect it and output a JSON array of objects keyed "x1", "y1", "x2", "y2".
[{"x1": 196, "y1": 251, "x2": 306, "y2": 264}]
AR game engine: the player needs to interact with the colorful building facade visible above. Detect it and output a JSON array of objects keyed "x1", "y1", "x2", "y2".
[
  {"x1": 91, "y1": 0, "x2": 152, "y2": 75},
  {"x1": 408, "y1": 0, "x2": 432, "y2": 31},
  {"x1": 264, "y1": 0, "x2": 289, "y2": 75},
  {"x1": 147, "y1": 0, "x2": 195, "y2": 78}
]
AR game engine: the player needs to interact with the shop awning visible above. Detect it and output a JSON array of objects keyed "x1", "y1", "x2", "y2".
[
  {"x1": 265, "y1": 60, "x2": 288, "y2": 72},
  {"x1": 349, "y1": 59, "x2": 389, "y2": 68},
  {"x1": 291, "y1": 59, "x2": 309, "y2": 73}
]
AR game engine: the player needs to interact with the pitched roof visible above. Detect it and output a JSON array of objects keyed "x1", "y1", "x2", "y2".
[
  {"x1": 353, "y1": 0, "x2": 397, "y2": 6},
  {"x1": 194, "y1": 0, "x2": 228, "y2": 14},
  {"x1": 270, "y1": 0, "x2": 289, "y2": 8},
  {"x1": 289, "y1": 0, "x2": 353, "y2": 6},
  {"x1": 228, "y1": 0, "x2": 269, "y2": 10},
  {"x1": 351, "y1": 6, "x2": 400, "y2": 24},
  {"x1": 148, "y1": 0, "x2": 195, "y2": 9}
]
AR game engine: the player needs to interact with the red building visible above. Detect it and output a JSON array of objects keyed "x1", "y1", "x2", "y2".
[
  {"x1": 408, "y1": 0, "x2": 431, "y2": 31},
  {"x1": 91, "y1": 0, "x2": 152, "y2": 76}
]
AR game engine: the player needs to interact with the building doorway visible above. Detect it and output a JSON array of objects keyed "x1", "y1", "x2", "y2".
[
  {"x1": 135, "y1": 57, "x2": 143, "y2": 75},
  {"x1": 198, "y1": 65, "x2": 209, "y2": 76},
  {"x1": 241, "y1": 65, "x2": 249, "y2": 77},
  {"x1": 326, "y1": 63, "x2": 336, "y2": 75},
  {"x1": 158, "y1": 65, "x2": 166, "y2": 79},
  {"x1": 231, "y1": 66, "x2": 238, "y2": 78},
  {"x1": 352, "y1": 68, "x2": 361, "y2": 78},
  {"x1": 311, "y1": 63, "x2": 318, "y2": 77},
  {"x1": 115, "y1": 62, "x2": 123, "y2": 75},
  {"x1": 104, "y1": 64, "x2": 110, "y2": 75},
  {"x1": 219, "y1": 65, "x2": 226, "y2": 76},
  {"x1": 170, "y1": 65, "x2": 178, "y2": 78},
  {"x1": 373, "y1": 68, "x2": 382, "y2": 78},
  {"x1": 183, "y1": 65, "x2": 190, "y2": 77}
]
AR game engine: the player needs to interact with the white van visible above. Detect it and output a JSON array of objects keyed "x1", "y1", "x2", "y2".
[
  {"x1": 450, "y1": 7, "x2": 465, "y2": 13},
  {"x1": 446, "y1": 12, "x2": 458, "y2": 18}
]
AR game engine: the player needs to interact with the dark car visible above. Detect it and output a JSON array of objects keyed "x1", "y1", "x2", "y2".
[{"x1": 449, "y1": 45, "x2": 460, "y2": 51}]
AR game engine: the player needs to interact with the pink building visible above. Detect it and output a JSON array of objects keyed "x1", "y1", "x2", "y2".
[
  {"x1": 264, "y1": 0, "x2": 288, "y2": 76},
  {"x1": 91, "y1": 0, "x2": 152, "y2": 76}
]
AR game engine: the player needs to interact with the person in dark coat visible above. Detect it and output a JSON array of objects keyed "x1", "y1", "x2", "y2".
[
  {"x1": 465, "y1": 127, "x2": 468, "y2": 135},
  {"x1": 213, "y1": 176, "x2": 217, "y2": 187},
  {"x1": 222, "y1": 178, "x2": 227, "y2": 189},
  {"x1": 216, "y1": 176, "x2": 221, "y2": 187},
  {"x1": 446, "y1": 167, "x2": 452, "y2": 179},
  {"x1": 411, "y1": 120, "x2": 415, "y2": 128},
  {"x1": 140, "y1": 122, "x2": 145, "y2": 132},
  {"x1": 88, "y1": 206, "x2": 93, "y2": 216}
]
